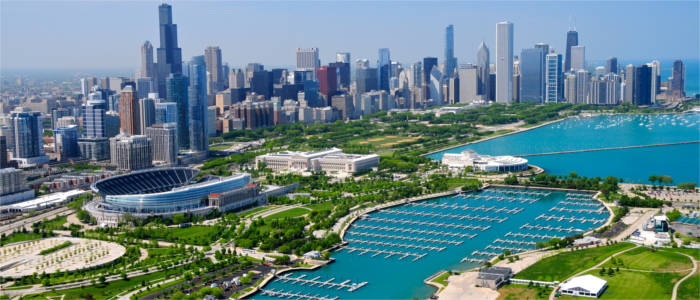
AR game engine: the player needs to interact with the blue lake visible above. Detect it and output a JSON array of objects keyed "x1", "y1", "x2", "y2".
[
  {"x1": 427, "y1": 113, "x2": 700, "y2": 184},
  {"x1": 253, "y1": 188, "x2": 607, "y2": 299}
]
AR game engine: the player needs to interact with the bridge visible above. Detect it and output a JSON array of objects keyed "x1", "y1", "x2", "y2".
[{"x1": 518, "y1": 141, "x2": 699, "y2": 157}]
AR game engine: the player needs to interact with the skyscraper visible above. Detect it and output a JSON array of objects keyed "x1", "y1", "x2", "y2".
[
  {"x1": 251, "y1": 71, "x2": 273, "y2": 99},
  {"x1": 141, "y1": 41, "x2": 155, "y2": 79},
  {"x1": 421, "y1": 57, "x2": 438, "y2": 102},
  {"x1": 477, "y1": 42, "x2": 490, "y2": 97},
  {"x1": 145, "y1": 123, "x2": 178, "y2": 166},
  {"x1": 378, "y1": 48, "x2": 391, "y2": 91},
  {"x1": 605, "y1": 57, "x2": 618, "y2": 74},
  {"x1": 545, "y1": 53, "x2": 563, "y2": 103},
  {"x1": 0, "y1": 136, "x2": 8, "y2": 168},
  {"x1": 496, "y1": 21, "x2": 514, "y2": 103},
  {"x1": 575, "y1": 69, "x2": 590, "y2": 104},
  {"x1": 317, "y1": 66, "x2": 338, "y2": 98},
  {"x1": 188, "y1": 56, "x2": 208, "y2": 153},
  {"x1": 156, "y1": 3, "x2": 183, "y2": 97},
  {"x1": 634, "y1": 64, "x2": 652, "y2": 105},
  {"x1": 458, "y1": 64, "x2": 479, "y2": 103},
  {"x1": 296, "y1": 48, "x2": 320, "y2": 79},
  {"x1": 53, "y1": 125, "x2": 80, "y2": 160},
  {"x1": 166, "y1": 73, "x2": 189, "y2": 149},
  {"x1": 444, "y1": 25, "x2": 457, "y2": 78},
  {"x1": 336, "y1": 52, "x2": 350, "y2": 64},
  {"x1": 10, "y1": 110, "x2": 45, "y2": 160},
  {"x1": 669, "y1": 60, "x2": 686, "y2": 100},
  {"x1": 139, "y1": 98, "x2": 156, "y2": 135},
  {"x1": 624, "y1": 64, "x2": 636, "y2": 103},
  {"x1": 83, "y1": 100, "x2": 107, "y2": 138},
  {"x1": 520, "y1": 47, "x2": 546, "y2": 103},
  {"x1": 205, "y1": 46, "x2": 224, "y2": 96},
  {"x1": 229, "y1": 69, "x2": 245, "y2": 89},
  {"x1": 119, "y1": 83, "x2": 140, "y2": 135},
  {"x1": 330, "y1": 62, "x2": 350, "y2": 90},
  {"x1": 110, "y1": 134, "x2": 153, "y2": 171},
  {"x1": 570, "y1": 45, "x2": 585, "y2": 71},
  {"x1": 155, "y1": 102, "x2": 178, "y2": 124},
  {"x1": 564, "y1": 29, "x2": 579, "y2": 72}
]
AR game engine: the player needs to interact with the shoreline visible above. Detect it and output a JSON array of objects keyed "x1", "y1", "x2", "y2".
[{"x1": 422, "y1": 117, "x2": 569, "y2": 157}]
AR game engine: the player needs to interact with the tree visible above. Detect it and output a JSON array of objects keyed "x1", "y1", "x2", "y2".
[
  {"x1": 99, "y1": 275, "x2": 106, "y2": 284},
  {"x1": 121, "y1": 271, "x2": 127, "y2": 280},
  {"x1": 504, "y1": 175, "x2": 519, "y2": 185}
]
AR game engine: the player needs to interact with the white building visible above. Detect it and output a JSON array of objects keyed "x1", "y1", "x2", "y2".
[
  {"x1": 496, "y1": 21, "x2": 514, "y2": 103},
  {"x1": 559, "y1": 275, "x2": 607, "y2": 298},
  {"x1": 256, "y1": 148, "x2": 379, "y2": 174},
  {"x1": 442, "y1": 150, "x2": 528, "y2": 172}
]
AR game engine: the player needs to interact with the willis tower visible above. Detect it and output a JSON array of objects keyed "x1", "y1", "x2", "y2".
[{"x1": 156, "y1": 3, "x2": 183, "y2": 97}]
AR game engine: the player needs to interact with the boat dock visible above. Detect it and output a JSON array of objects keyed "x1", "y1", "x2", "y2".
[
  {"x1": 352, "y1": 224, "x2": 478, "y2": 238},
  {"x1": 549, "y1": 206, "x2": 605, "y2": 214},
  {"x1": 519, "y1": 223, "x2": 584, "y2": 233},
  {"x1": 260, "y1": 288, "x2": 338, "y2": 300},
  {"x1": 360, "y1": 216, "x2": 491, "y2": 230},
  {"x1": 558, "y1": 200, "x2": 601, "y2": 207},
  {"x1": 535, "y1": 214, "x2": 605, "y2": 224},
  {"x1": 505, "y1": 232, "x2": 560, "y2": 240},
  {"x1": 493, "y1": 238, "x2": 537, "y2": 246},
  {"x1": 341, "y1": 246, "x2": 428, "y2": 261},
  {"x1": 345, "y1": 238, "x2": 447, "y2": 252},
  {"x1": 346, "y1": 231, "x2": 463, "y2": 245},
  {"x1": 277, "y1": 274, "x2": 368, "y2": 292}
]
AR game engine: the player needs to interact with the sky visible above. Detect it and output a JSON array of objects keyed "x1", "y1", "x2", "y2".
[{"x1": 1, "y1": 0, "x2": 699, "y2": 72}]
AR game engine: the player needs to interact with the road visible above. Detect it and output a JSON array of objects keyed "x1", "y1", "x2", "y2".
[
  {"x1": 0, "y1": 207, "x2": 73, "y2": 236},
  {"x1": 612, "y1": 209, "x2": 657, "y2": 241}
]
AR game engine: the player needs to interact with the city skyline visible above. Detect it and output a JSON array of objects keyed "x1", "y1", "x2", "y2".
[{"x1": 1, "y1": 1, "x2": 698, "y2": 71}]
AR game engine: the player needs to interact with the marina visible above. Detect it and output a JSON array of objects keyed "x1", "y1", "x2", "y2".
[{"x1": 255, "y1": 186, "x2": 608, "y2": 299}]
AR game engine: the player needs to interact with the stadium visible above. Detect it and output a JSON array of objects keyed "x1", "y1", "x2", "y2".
[{"x1": 86, "y1": 167, "x2": 252, "y2": 221}]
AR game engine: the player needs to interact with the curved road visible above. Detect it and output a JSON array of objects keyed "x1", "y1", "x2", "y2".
[{"x1": 671, "y1": 252, "x2": 697, "y2": 300}]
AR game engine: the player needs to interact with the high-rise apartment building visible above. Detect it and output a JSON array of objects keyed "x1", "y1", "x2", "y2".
[
  {"x1": 545, "y1": 53, "x2": 563, "y2": 103},
  {"x1": 496, "y1": 21, "x2": 514, "y2": 103},
  {"x1": 570, "y1": 45, "x2": 585, "y2": 71},
  {"x1": 11, "y1": 110, "x2": 44, "y2": 160},
  {"x1": 166, "y1": 73, "x2": 189, "y2": 149},
  {"x1": 139, "y1": 98, "x2": 156, "y2": 135},
  {"x1": 623, "y1": 64, "x2": 636, "y2": 103},
  {"x1": 205, "y1": 46, "x2": 224, "y2": 96},
  {"x1": 0, "y1": 136, "x2": 8, "y2": 168},
  {"x1": 565, "y1": 29, "x2": 579, "y2": 72},
  {"x1": 188, "y1": 56, "x2": 209, "y2": 153},
  {"x1": 119, "y1": 83, "x2": 140, "y2": 135},
  {"x1": 83, "y1": 100, "x2": 107, "y2": 138},
  {"x1": 156, "y1": 3, "x2": 183, "y2": 97},
  {"x1": 53, "y1": 125, "x2": 80, "y2": 160},
  {"x1": 318, "y1": 66, "x2": 338, "y2": 98},
  {"x1": 669, "y1": 60, "x2": 686, "y2": 100},
  {"x1": 110, "y1": 134, "x2": 153, "y2": 171},
  {"x1": 145, "y1": 123, "x2": 178, "y2": 165}
]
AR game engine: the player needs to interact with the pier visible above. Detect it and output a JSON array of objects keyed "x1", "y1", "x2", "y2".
[
  {"x1": 260, "y1": 288, "x2": 338, "y2": 300},
  {"x1": 505, "y1": 232, "x2": 560, "y2": 240},
  {"x1": 277, "y1": 274, "x2": 368, "y2": 292},
  {"x1": 345, "y1": 238, "x2": 447, "y2": 252},
  {"x1": 341, "y1": 246, "x2": 428, "y2": 261},
  {"x1": 558, "y1": 200, "x2": 601, "y2": 207},
  {"x1": 360, "y1": 216, "x2": 491, "y2": 230},
  {"x1": 535, "y1": 214, "x2": 606, "y2": 224},
  {"x1": 486, "y1": 244, "x2": 529, "y2": 252},
  {"x1": 346, "y1": 231, "x2": 463, "y2": 245},
  {"x1": 549, "y1": 206, "x2": 605, "y2": 214},
  {"x1": 519, "y1": 223, "x2": 585, "y2": 233},
  {"x1": 407, "y1": 203, "x2": 524, "y2": 214},
  {"x1": 518, "y1": 141, "x2": 700, "y2": 157},
  {"x1": 493, "y1": 238, "x2": 537, "y2": 246},
  {"x1": 352, "y1": 224, "x2": 478, "y2": 238}
]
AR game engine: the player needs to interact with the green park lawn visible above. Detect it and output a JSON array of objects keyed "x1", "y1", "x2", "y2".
[
  {"x1": 431, "y1": 271, "x2": 452, "y2": 287},
  {"x1": 24, "y1": 271, "x2": 172, "y2": 300},
  {"x1": 602, "y1": 247, "x2": 693, "y2": 272},
  {"x1": 264, "y1": 207, "x2": 309, "y2": 220},
  {"x1": 236, "y1": 205, "x2": 275, "y2": 218},
  {"x1": 497, "y1": 284, "x2": 551, "y2": 300},
  {"x1": 665, "y1": 247, "x2": 700, "y2": 260},
  {"x1": 305, "y1": 201, "x2": 335, "y2": 211},
  {"x1": 560, "y1": 269, "x2": 685, "y2": 300},
  {"x1": 40, "y1": 216, "x2": 68, "y2": 230},
  {"x1": 677, "y1": 273, "x2": 700, "y2": 300},
  {"x1": 0, "y1": 232, "x2": 44, "y2": 245},
  {"x1": 514, "y1": 242, "x2": 635, "y2": 282}
]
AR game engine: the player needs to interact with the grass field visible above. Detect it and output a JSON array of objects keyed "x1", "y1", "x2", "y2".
[
  {"x1": 431, "y1": 271, "x2": 451, "y2": 287},
  {"x1": 496, "y1": 284, "x2": 551, "y2": 300},
  {"x1": 0, "y1": 232, "x2": 44, "y2": 245},
  {"x1": 602, "y1": 247, "x2": 693, "y2": 272},
  {"x1": 305, "y1": 201, "x2": 335, "y2": 211},
  {"x1": 209, "y1": 144, "x2": 231, "y2": 151},
  {"x1": 264, "y1": 207, "x2": 309, "y2": 220},
  {"x1": 131, "y1": 225, "x2": 224, "y2": 246},
  {"x1": 560, "y1": 269, "x2": 684, "y2": 299},
  {"x1": 677, "y1": 273, "x2": 700, "y2": 300},
  {"x1": 514, "y1": 243, "x2": 635, "y2": 282},
  {"x1": 24, "y1": 271, "x2": 172, "y2": 300},
  {"x1": 237, "y1": 205, "x2": 275, "y2": 218},
  {"x1": 40, "y1": 216, "x2": 68, "y2": 230},
  {"x1": 352, "y1": 135, "x2": 422, "y2": 148},
  {"x1": 665, "y1": 247, "x2": 700, "y2": 260}
]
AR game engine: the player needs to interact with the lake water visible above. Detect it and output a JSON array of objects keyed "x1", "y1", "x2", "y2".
[
  {"x1": 253, "y1": 187, "x2": 608, "y2": 299},
  {"x1": 427, "y1": 113, "x2": 700, "y2": 184}
]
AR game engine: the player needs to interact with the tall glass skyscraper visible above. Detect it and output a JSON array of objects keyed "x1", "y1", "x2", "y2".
[
  {"x1": 422, "y1": 57, "x2": 438, "y2": 101},
  {"x1": 378, "y1": 48, "x2": 391, "y2": 91},
  {"x1": 444, "y1": 25, "x2": 457, "y2": 78},
  {"x1": 520, "y1": 47, "x2": 545, "y2": 103},
  {"x1": 477, "y1": 41, "x2": 490, "y2": 97},
  {"x1": 166, "y1": 73, "x2": 189, "y2": 149},
  {"x1": 496, "y1": 21, "x2": 513, "y2": 103},
  {"x1": 545, "y1": 53, "x2": 563, "y2": 103},
  {"x1": 83, "y1": 100, "x2": 107, "y2": 138},
  {"x1": 156, "y1": 3, "x2": 183, "y2": 97},
  {"x1": 564, "y1": 30, "x2": 579, "y2": 72},
  {"x1": 188, "y1": 56, "x2": 208, "y2": 153}
]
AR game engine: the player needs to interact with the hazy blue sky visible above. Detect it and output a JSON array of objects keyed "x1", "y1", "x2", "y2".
[{"x1": 1, "y1": 0, "x2": 698, "y2": 71}]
